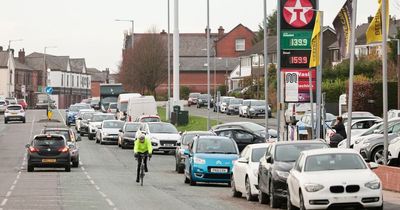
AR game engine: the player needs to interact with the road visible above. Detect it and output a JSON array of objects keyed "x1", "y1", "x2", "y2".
[{"x1": 0, "y1": 110, "x2": 399, "y2": 210}]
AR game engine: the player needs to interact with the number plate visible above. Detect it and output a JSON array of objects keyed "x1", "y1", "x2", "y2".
[
  {"x1": 210, "y1": 168, "x2": 228, "y2": 173},
  {"x1": 42, "y1": 159, "x2": 56, "y2": 163},
  {"x1": 164, "y1": 144, "x2": 174, "y2": 147}
]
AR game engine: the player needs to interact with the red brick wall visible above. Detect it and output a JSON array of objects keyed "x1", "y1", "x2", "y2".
[
  {"x1": 91, "y1": 82, "x2": 101, "y2": 97},
  {"x1": 373, "y1": 165, "x2": 400, "y2": 192},
  {"x1": 216, "y1": 25, "x2": 255, "y2": 58}
]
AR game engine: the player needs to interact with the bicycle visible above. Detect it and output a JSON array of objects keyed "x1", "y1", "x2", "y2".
[{"x1": 138, "y1": 153, "x2": 150, "y2": 186}]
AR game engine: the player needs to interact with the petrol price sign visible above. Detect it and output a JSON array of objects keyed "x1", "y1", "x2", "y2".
[
  {"x1": 281, "y1": 50, "x2": 311, "y2": 68},
  {"x1": 281, "y1": 30, "x2": 312, "y2": 49}
]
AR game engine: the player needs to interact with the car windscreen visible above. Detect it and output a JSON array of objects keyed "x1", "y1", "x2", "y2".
[
  {"x1": 252, "y1": 147, "x2": 267, "y2": 162},
  {"x1": 109, "y1": 103, "x2": 117, "y2": 109},
  {"x1": 230, "y1": 99, "x2": 243, "y2": 105},
  {"x1": 92, "y1": 115, "x2": 115, "y2": 122},
  {"x1": 148, "y1": 123, "x2": 178, "y2": 134},
  {"x1": 83, "y1": 113, "x2": 95, "y2": 120},
  {"x1": 141, "y1": 117, "x2": 160, "y2": 123},
  {"x1": 304, "y1": 153, "x2": 367, "y2": 172},
  {"x1": 199, "y1": 94, "x2": 210, "y2": 100},
  {"x1": 189, "y1": 93, "x2": 200, "y2": 98},
  {"x1": 195, "y1": 138, "x2": 237, "y2": 154},
  {"x1": 251, "y1": 101, "x2": 265, "y2": 106},
  {"x1": 242, "y1": 101, "x2": 251, "y2": 106},
  {"x1": 17, "y1": 99, "x2": 25, "y2": 103},
  {"x1": 7, "y1": 106, "x2": 21, "y2": 110},
  {"x1": 222, "y1": 98, "x2": 233, "y2": 103},
  {"x1": 33, "y1": 137, "x2": 65, "y2": 147},
  {"x1": 120, "y1": 102, "x2": 128, "y2": 112},
  {"x1": 275, "y1": 143, "x2": 328, "y2": 162},
  {"x1": 182, "y1": 133, "x2": 214, "y2": 145},
  {"x1": 44, "y1": 130, "x2": 70, "y2": 141},
  {"x1": 103, "y1": 121, "x2": 125, "y2": 129},
  {"x1": 91, "y1": 99, "x2": 100, "y2": 105},
  {"x1": 125, "y1": 123, "x2": 140, "y2": 132}
]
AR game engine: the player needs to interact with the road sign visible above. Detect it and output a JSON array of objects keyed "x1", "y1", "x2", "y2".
[
  {"x1": 45, "y1": 86, "x2": 54, "y2": 94},
  {"x1": 281, "y1": 30, "x2": 312, "y2": 49},
  {"x1": 281, "y1": 0, "x2": 317, "y2": 30},
  {"x1": 21, "y1": 85, "x2": 26, "y2": 93}
]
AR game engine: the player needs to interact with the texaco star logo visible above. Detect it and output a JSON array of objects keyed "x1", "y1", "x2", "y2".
[{"x1": 283, "y1": 0, "x2": 314, "y2": 28}]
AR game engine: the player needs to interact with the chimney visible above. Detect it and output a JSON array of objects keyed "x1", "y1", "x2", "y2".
[
  {"x1": 160, "y1": 29, "x2": 167, "y2": 34},
  {"x1": 0, "y1": 46, "x2": 3, "y2": 51},
  {"x1": 10, "y1": 49, "x2": 14, "y2": 56},
  {"x1": 368, "y1": 16, "x2": 374, "y2": 23},
  {"x1": 218, "y1": 26, "x2": 225, "y2": 39},
  {"x1": 18, "y1": 49, "x2": 25, "y2": 64},
  {"x1": 205, "y1": 28, "x2": 211, "y2": 37}
]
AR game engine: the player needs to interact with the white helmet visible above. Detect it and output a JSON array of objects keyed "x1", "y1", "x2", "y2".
[{"x1": 139, "y1": 133, "x2": 146, "y2": 140}]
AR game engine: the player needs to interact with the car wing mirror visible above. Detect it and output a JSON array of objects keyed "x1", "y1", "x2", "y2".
[
  {"x1": 373, "y1": 129, "x2": 380, "y2": 134},
  {"x1": 237, "y1": 157, "x2": 249, "y2": 164},
  {"x1": 119, "y1": 129, "x2": 123, "y2": 132}
]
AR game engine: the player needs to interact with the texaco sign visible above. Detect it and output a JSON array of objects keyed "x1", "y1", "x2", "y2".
[{"x1": 281, "y1": 0, "x2": 316, "y2": 30}]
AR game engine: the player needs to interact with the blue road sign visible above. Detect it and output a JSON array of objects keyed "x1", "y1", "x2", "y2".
[{"x1": 45, "y1": 86, "x2": 54, "y2": 94}]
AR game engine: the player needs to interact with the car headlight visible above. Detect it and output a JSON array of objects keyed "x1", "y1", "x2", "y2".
[
  {"x1": 365, "y1": 180, "x2": 380, "y2": 190},
  {"x1": 249, "y1": 108, "x2": 255, "y2": 112},
  {"x1": 304, "y1": 183, "x2": 324, "y2": 192},
  {"x1": 151, "y1": 137, "x2": 159, "y2": 143},
  {"x1": 276, "y1": 170, "x2": 289, "y2": 179},
  {"x1": 355, "y1": 139, "x2": 362, "y2": 144},
  {"x1": 194, "y1": 157, "x2": 206, "y2": 164},
  {"x1": 102, "y1": 132, "x2": 108, "y2": 137},
  {"x1": 362, "y1": 142, "x2": 371, "y2": 148}
]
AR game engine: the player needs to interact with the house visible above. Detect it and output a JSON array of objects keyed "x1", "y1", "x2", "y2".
[
  {"x1": 87, "y1": 68, "x2": 107, "y2": 97},
  {"x1": 0, "y1": 48, "x2": 15, "y2": 98},
  {"x1": 25, "y1": 52, "x2": 91, "y2": 109},
  {"x1": 121, "y1": 24, "x2": 255, "y2": 94}
]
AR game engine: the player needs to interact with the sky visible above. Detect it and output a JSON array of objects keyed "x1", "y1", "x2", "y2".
[{"x1": 1, "y1": 0, "x2": 400, "y2": 73}]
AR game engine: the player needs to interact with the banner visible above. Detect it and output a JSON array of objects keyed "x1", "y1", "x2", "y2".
[
  {"x1": 283, "y1": 69, "x2": 316, "y2": 103},
  {"x1": 309, "y1": 12, "x2": 321, "y2": 68},
  {"x1": 366, "y1": 0, "x2": 389, "y2": 44},
  {"x1": 333, "y1": 0, "x2": 352, "y2": 59}
]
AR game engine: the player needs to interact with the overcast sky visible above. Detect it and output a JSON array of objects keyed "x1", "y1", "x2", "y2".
[{"x1": 2, "y1": 0, "x2": 399, "y2": 73}]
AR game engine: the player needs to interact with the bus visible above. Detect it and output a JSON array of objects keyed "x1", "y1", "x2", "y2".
[{"x1": 100, "y1": 84, "x2": 124, "y2": 112}]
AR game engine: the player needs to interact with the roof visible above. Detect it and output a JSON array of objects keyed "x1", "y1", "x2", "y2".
[
  {"x1": 216, "y1": 24, "x2": 255, "y2": 42},
  {"x1": 25, "y1": 52, "x2": 69, "y2": 71},
  {"x1": 87, "y1": 68, "x2": 101, "y2": 74},
  {"x1": 301, "y1": 148, "x2": 358, "y2": 156},
  {"x1": 180, "y1": 57, "x2": 239, "y2": 71},
  {"x1": 273, "y1": 140, "x2": 327, "y2": 145},
  {"x1": 14, "y1": 59, "x2": 34, "y2": 71},
  {"x1": 240, "y1": 36, "x2": 277, "y2": 56},
  {"x1": 0, "y1": 51, "x2": 10, "y2": 67},
  {"x1": 70, "y1": 58, "x2": 86, "y2": 73},
  {"x1": 90, "y1": 71, "x2": 107, "y2": 82}
]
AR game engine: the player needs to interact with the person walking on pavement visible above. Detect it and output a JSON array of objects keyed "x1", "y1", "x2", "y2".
[
  {"x1": 333, "y1": 116, "x2": 347, "y2": 139},
  {"x1": 133, "y1": 132, "x2": 153, "y2": 183}
]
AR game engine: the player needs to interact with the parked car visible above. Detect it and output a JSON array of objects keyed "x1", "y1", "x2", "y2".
[
  {"x1": 118, "y1": 122, "x2": 141, "y2": 149},
  {"x1": 79, "y1": 112, "x2": 96, "y2": 136},
  {"x1": 107, "y1": 102, "x2": 118, "y2": 114},
  {"x1": 175, "y1": 131, "x2": 215, "y2": 173},
  {"x1": 96, "y1": 120, "x2": 125, "y2": 144},
  {"x1": 287, "y1": 149, "x2": 382, "y2": 210},
  {"x1": 136, "y1": 115, "x2": 161, "y2": 123},
  {"x1": 90, "y1": 97, "x2": 100, "y2": 110},
  {"x1": 218, "y1": 96, "x2": 235, "y2": 113},
  {"x1": 87, "y1": 113, "x2": 116, "y2": 140},
  {"x1": 5, "y1": 97, "x2": 17, "y2": 105},
  {"x1": 17, "y1": 99, "x2": 28, "y2": 109},
  {"x1": 188, "y1": 92, "x2": 201, "y2": 106},
  {"x1": 231, "y1": 143, "x2": 270, "y2": 201},
  {"x1": 389, "y1": 136, "x2": 400, "y2": 165},
  {"x1": 136, "y1": 122, "x2": 181, "y2": 153},
  {"x1": 388, "y1": 109, "x2": 400, "y2": 119},
  {"x1": 0, "y1": 100, "x2": 6, "y2": 113},
  {"x1": 239, "y1": 99, "x2": 253, "y2": 117},
  {"x1": 26, "y1": 134, "x2": 71, "y2": 172},
  {"x1": 75, "y1": 109, "x2": 95, "y2": 133},
  {"x1": 197, "y1": 94, "x2": 213, "y2": 108},
  {"x1": 41, "y1": 127, "x2": 81, "y2": 167},
  {"x1": 4, "y1": 104, "x2": 26, "y2": 124},
  {"x1": 326, "y1": 118, "x2": 381, "y2": 143},
  {"x1": 184, "y1": 136, "x2": 239, "y2": 186},
  {"x1": 212, "y1": 122, "x2": 278, "y2": 140},
  {"x1": 247, "y1": 100, "x2": 271, "y2": 118},
  {"x1": 337, "y1": 120, "x2": 387, "y2": 149},
  {"x1": 258, "y1": 140, "x2": 329, "y2": 207},
  {"x1": 297, "y1": 112, "x2": 336, "y2": 138},
  {"x1": 285, "y1": 103, "x2": 315, "y2": 124},
  {"x1": 341, "y1": 111, "x2": 381, "y2": 125},
  {"x1": 65, "y1": 103, "x2": 91, "y2": 126},
  {"x1": 81, "y1": 98, "x2": 91, "y2": 104},
  {"x1": 226, "y1": 98, "x2": 243, "y2": 115},
  {"x1": 214, "y1": 128, "x2": 266, "y2": 152}
]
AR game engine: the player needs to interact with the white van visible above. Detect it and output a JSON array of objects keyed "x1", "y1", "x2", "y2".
[
  {"x1": 116, "y1": 93, "x2": 142, "y2": 120},
  {"x1": 127, "y1": 96, "x2": 157, "y2": 122}
]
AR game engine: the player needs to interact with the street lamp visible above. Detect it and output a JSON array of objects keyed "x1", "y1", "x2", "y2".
[
  {"x1": 213, "y1": 56, "x2": 222, "y2": 97},
  {"x1": 115, "y1": 19, "x2": 134, "y2": 48}
]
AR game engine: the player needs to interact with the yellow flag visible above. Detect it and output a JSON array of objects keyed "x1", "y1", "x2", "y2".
[
  {"x1": 309, "y1": 12, "x2": 321, "y2": 68},
  {"x1": 366, "y1": 0, "x2": 389, "y2": 44}
]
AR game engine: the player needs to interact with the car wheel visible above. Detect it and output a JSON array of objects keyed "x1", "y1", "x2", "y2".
[
  {"x1": 80, "y1": 132, "x2": 84, "y2": 137},
  {"x1": 175, "y1": 160, "x2": 179, "y2": 172},
  {"x1": 245, "y1": 176, "x2": 256, "y2": 201},
  {"x1": 65, "y1": 164, "x2": 71, "y2": 172},
  {"x1": 372, "y1": 147, "x2": 385, "y2": 165},
  {"x1": 184, "y1": 175, "x2": 190, "y2": 184},
  {"x1": 23, "y1": 118, "x2": 26, "y2": 123},
  {"x1": 287, "y1": 187, "x2": 298, "y2": 210},
  {"x1": 299, "y1": 191, "x2": 306, "y2": 210},
  {"x1": 189, "y1": 170, "x2": 196, "y2": 186},
  {"x1": 72, "y1": 156, "x2": 79, "y2": 168},
  {"x1": 178, "y1": 165, "x2": 185, "y2": 174},
  {"x1": 269, "y1": 181, "x2": 280, "y2": 208},
  {"x1": 4, "y1": 119, "x2": 7, "y2": 124},
  {"x1": 231, "y1": 176, "x2": 242, "y2": 197},
  {"x1": 27, "y1": 165, "x2": 34, "y2": 172}
]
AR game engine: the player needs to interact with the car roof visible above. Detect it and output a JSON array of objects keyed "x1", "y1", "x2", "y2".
[
  {"x1": 43, "y1": 127, "x2": 71, "y2": 131},
  {"x1": 273, "y1": 140, "x2": 327, "y2": 145},
  {"x1": 246, "y1": 143, "x2": 270, "y2": 149},
  {"x1": 182, "y1": 131, "x2": 215, "y2": 135},
  {"x1": 301, "y1": 148, "x2": 358, "y2": 156},
  {"x1": 139, "y1": 115, "x2": 159, "y2": 118},
  {"x1": 102, "y1": 120, "x2": 123, "y2": 122},
  {"x1": 93, "y1": 113, "x2": 114, "y2": 116},
  {"x1": 196, "y1": 136, "x2": 232, "y2": 141},
  {"x1": 79, "y1": 109, "x2": 95, "y2": 112},
  {"x1": 212, "y1": 122, "x2": 261, "y2": 130},
  {"x1": 146, "y1": 122, "x2": 171, "y2": 125},
  {"x1": 7, "y1": 104, "x2": 22, "y2": 107},
  {"x1": 125, "y1": 122, "x2": 141, "y2": 125},
  {"x1": 33, "y1": 134, "x2": 66, "y2": 140}
]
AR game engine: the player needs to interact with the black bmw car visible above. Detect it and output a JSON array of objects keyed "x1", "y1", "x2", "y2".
[{"x1": 26, "y1": 134, "x2": 71, "y2": 172}]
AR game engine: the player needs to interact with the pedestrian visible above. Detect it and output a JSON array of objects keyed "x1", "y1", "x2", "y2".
[{"x1": 333, "y1": 116, "x2": 347, "y2": 139}]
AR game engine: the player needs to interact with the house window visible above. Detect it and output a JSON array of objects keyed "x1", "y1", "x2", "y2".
[
  {"x1": 235, "y1": 39, "x2": 245, "y2": 51},
  {"x1": 333, "y1": 50, "x2": 340, "y2": 62},
  {"x1": 77, "y1": 75, "x2": 79, "y2": 88}
]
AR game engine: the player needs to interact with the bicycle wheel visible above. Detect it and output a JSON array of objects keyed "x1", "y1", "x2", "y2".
[{"x1": 140, "y1": 162, "x2": 145, "y2": 186}]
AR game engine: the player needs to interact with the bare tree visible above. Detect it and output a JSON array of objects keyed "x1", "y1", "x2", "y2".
[{"x1": 119, "y1": 28, "x2": 168, "y2": 97}]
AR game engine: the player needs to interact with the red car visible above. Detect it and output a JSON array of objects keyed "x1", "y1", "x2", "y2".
[{"x1": 17, "y1": 99, "x2": 28, "y2": 109}]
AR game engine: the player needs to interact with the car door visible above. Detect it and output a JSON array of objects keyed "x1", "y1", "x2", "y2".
[
  {"x1": 258, "y1": 145, "x2": 273, "y2": 193},
  {"x1": 289, "y1": 154, "x2": 304, "y2": 207},
  {"x1": 233, "y1": 130, "x2": 255, "y2": 151},
  {"x1": 234, "y1": 147, "x2": 249, "y2": 192}
]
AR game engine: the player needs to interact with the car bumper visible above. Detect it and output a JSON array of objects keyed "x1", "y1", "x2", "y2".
[
  {"x1": 80, "y1": 126, "x2": 89, "y2": 134},
  {"x1": 152, "y1": 141, "x2": 177, "y2": 151},
  {"x1": 102, "y1": 136, "x2": 119, "y2": 143},
  {"x1": 227, "y1": 109, "x2": 239, "y2": 114},
  {"x1": 5, "y1": 115, "x2": 25, "y2": 121},
  {"x1": 122, "y1": 138, "x2": 135, "y2": 147},
  {"x1": 191, "y1": 164, "x2": 232, "y2": 183},
  {"x1": 28, "y1": 155, "x2": 71, "y2": 167},
  {"x1": 272, "y1": 177, "x2": 288, "y2": 198},
  {"x1": 303, "y1": 188, "x2": 383, "y2": 210}
]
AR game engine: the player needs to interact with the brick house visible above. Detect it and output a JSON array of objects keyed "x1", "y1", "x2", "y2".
[
  {"x1": 87, "y1": 68, "x2": 106, "y2": 97},
  {"x1": 121, "y1": 24, "x2": 255, "y2": 95}
]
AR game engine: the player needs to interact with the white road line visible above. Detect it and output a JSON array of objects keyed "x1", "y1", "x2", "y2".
[
  {"x1": 81, "y1": 166, "x2": 85, "y2": 171},
  {"x1": 89, "y1": 180, "x2": 95, "y2": 185},
  {"x1": 94, "y1": 185, "x2": 100, "y2": 190},
  {"x1": 29, "y1": 116, "x2": 36, "y2": 140},
  {"x1": 98, "y1": 191, "x2": 107, "y2": 198},
  {"x1": 5, "y1": 191, "x2": 11, "y2": 197},
  {"x1": 0, "y1": 199, "x2": 7, "y2": 207},
  {"x1": 105, "y1": 198, "x2": 115, "y2": 207},
  {"x1": 12, "y1": 180, "x2": 17, "y2": 185},
  {"x1": 9, "y1": 185, "x2": 15, "y2": 191},
  {"x1": 86, "y1": 175, "x2": 91, "y2": 179}
]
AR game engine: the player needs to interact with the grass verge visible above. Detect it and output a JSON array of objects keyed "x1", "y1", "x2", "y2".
[{"x1": 157, "y1": 107, "x2": 218, "y2": 132}]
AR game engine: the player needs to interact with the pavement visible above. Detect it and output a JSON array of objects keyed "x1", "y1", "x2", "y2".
[{"x1": 0, "y1": 109, "x2": 399, "y2": 209}]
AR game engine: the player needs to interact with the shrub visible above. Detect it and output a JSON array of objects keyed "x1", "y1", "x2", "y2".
[{"x1": 180, "y1": 86, "x2": 190, "y2": 100}]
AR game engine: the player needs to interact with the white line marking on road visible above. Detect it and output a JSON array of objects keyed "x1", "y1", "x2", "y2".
[
  {"x1": 81, "y1": 166, "x2": 85, "y2": 171},
  {"x1": 99, "y1": 191, "x2": 107, "y2": 198},
  {"x1": 105, "y1": 198, "x2": 115, "y2": 207},
  {"x1": 12, "y1": 180, "x2": 17, "y2": 185},
  {"x1": 89, "y1": 180, "x2": 95, "y2": 185},
  {"x1": 94, "y1": 185, "x2": 100, "y2": 190},
  {"x1": 9, "y1": 185, "x2": 15, "y2": 191},
  {"x1": 86, "y1": 175, "x2": 91, "y2": 179},
  {"x1": 29, "y1": 116, "x2": 36, "y2": 140},
  {"x1": 5, "y1": 191, "x2": 11, "y2": 197},
  {"x1": 0, "y1": 199, "x2": 7, "y2": 206}
]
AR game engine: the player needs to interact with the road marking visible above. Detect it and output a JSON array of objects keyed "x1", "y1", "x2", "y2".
[
  {"x1": 105, "y1": 198, "x2": 115, "y2": 207},
  {"x1": 9, "y1": 185, "x2": 15, "y2": 191},
  {"x1": 94, "y1": 185, "x2": 100, "y2": 190},
  {"x1": 12, "y1": 180, "x2": 17, "y2": 185},
  {"x1": 5, "y1": 192, "x2": 11, "y2": 197},
  {"x1": 89, "y1": 180, "x2": 95, "y2": 185},
  {"x1": 99, "y1": 191, "x2": 107, "y2": 198},
  {"x1": 0, "y1": 199, "x2": 7, "y2": 206},
  {"x1": 86, "y1": 175, "x2": 91, "y2": 179},
  {"x1": 81, "y1": 166, "x2": 85, "y2": 171}
]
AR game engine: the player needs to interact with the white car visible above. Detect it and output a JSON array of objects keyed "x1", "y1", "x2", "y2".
[
  {"x1": 96, "y1": 120, "x2": 124, "y2": 144},
  {"x1": 87, "y1": 113, "x2": 115, "y2": 140},
  {"x1": 137, "y1": 122, "x2": 180, "y2": 153},
  {"x1": 219, "y1": 96, "x2": 235, "y2": 113},
  {"x1": 389, "y1": 136, "x2": 400, "y2": 165},
  {"x1": 106, "y1": 102, "x2": 118, "y2": 114},
  {"x1": 287, "y1": 148, "x2": 382, "y2": 210},
  {"x1": 0, "y1": 100, "x2": 6, "y2": 113},
  {"x1": 4, "y1": 105, "x2": 26, "y2": 124},
  {"x1": 231, "y1": 143, "x2": 269, "y2": 201},
  {"x1": 75, "y1": 109, "x2": 95, "y2": 133},
  {"x1": 238, "y1": 99, "x2": 252, "y2": 117},
  {"x1": 285, "y1": 103, "x2": 315, "y2": 124},
  {"x1": 337, "y1": 121, "x2": 384, "y2": 149}
]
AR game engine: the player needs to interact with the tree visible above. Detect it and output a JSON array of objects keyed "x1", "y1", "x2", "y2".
[
  {"x1": 253, "y1": 10, "x2": 277, "y2": 43},
  {"x1": 119, "y1": 28, "x2": 168, "y2": 97},
  {"x1": 389, "y1": 28, "x2": 400, "y2": 64}
]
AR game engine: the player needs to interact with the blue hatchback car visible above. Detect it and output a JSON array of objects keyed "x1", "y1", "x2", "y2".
[{"x1": 184, "y1": 136, "x2": 239, "y2": 186}]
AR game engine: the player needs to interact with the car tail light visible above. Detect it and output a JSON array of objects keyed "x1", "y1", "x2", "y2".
[
  {"x1": 29, "y1": 147, "x2": 39, "y2": 153},
  {"x1": 58, "y1": 146, "x2": 69, "y2": 153},
  {"x1": 107, "y1": 109, "x2": 111, "y2": 113}
]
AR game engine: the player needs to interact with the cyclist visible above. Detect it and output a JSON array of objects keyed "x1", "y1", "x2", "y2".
[{"x1": 134, "y1": 132, "x2": 153, "y2": 183}]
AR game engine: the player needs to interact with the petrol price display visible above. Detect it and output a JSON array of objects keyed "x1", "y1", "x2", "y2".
[
  {"x1": 281, "y1": 50, "x2": 311, "y2": 68},
  {"x1": 281, "y1": 30, "x2": 312, "y2": 49}
]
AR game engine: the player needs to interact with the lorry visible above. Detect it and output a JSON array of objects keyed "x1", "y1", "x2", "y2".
[
  {"x1": 126, "y1": 96, "x2": 157, "y2": 122},
  {"x1": 34, "y1": 92, "x2": 55, "y2": 109},
  {"x1": 99, "y1": 83, "x2": 124, "y2": 113},
  {"x1": 116, "y1": 93, "x2": 142, "y2": 120}
]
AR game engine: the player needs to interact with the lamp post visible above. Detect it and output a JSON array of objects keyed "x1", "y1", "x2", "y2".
[
  {"x1": 167, "y1": 0, "x2": 171, "y2": 121},
  {"x1": 213, "y1": 56, "x2": 222, "y2": 97},
  {"x1": 115, "y1": 19, "x2": 134, "y2": 48},
  {"x1": 263, "y1": 0, "x2": 269, "y2": 140},
  {"x1": 206, "y1": 0, "x2": 211, "y2": 130}
]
